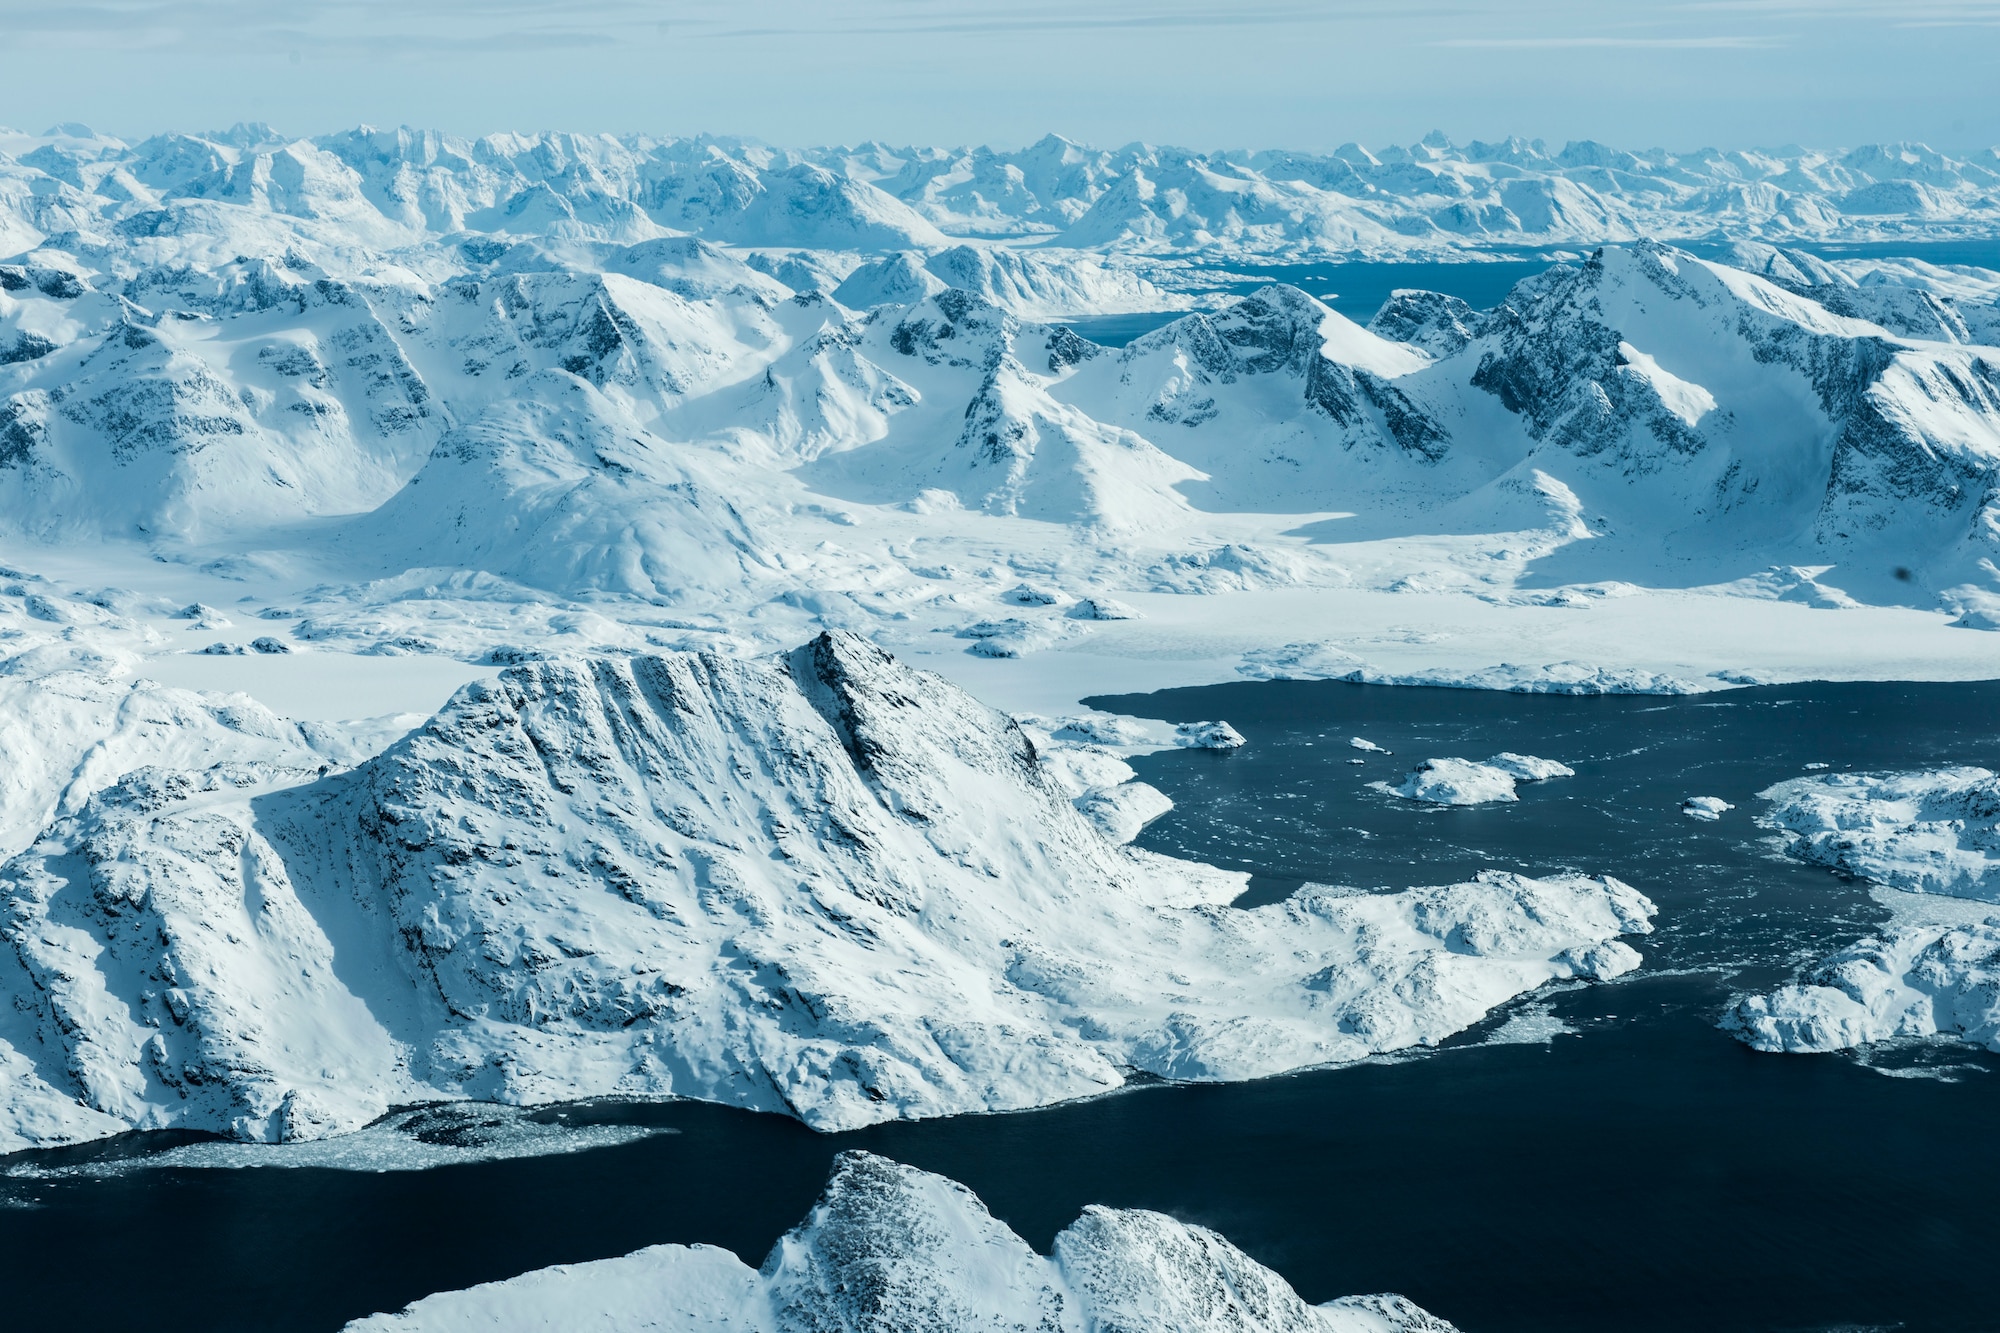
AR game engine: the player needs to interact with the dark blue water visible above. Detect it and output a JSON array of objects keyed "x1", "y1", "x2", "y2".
[
  {"x1": 6, "y1": 679, "x2": 2000, "y2": 1332},
  {"x1": 1060, "y1": 309, "x2": 1193, "y2": 346},
  {"x1": 1690, "y1": 238, "x2": 2000, "y2": 270},
  {"x1": 1199, "y1": 260, "x2": 1548, "y2": 325},
  {"x1": 1067, "y1": 238, "x2": 2000, "y2": 348}
]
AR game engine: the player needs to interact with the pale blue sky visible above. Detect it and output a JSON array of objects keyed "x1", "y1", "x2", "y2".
[{"x1": 1, "y1": 0, "x2": 1996, "y2": 153}]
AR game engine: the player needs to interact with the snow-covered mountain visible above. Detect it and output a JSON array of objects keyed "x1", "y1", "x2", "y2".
[
  {"x1": 0, "y1": 632, "x2": 1651, "y2": 1151},
  {"x1": 7, "y1": 125, "x2": 2000, "y2": 268},
  {"x1": 5, "y1": 121, "x2": 2000, "y2": 1169},
  {"x1": 347, "y1": 1151, "x2": 1460, "y2": 1333},
  {"x1": 7, "y1": 187, "x2": 2000, "y2": 659}
]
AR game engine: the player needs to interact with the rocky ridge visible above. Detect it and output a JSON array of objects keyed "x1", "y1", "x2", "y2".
[
  {"x1": 0, "y1": 632, "x2": 1654, "y2": 1152},
  {"x1": 345, "y1": 1150, "x2": 1462, "y2": 1333}
]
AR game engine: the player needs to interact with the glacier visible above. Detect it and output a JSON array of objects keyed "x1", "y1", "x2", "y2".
[{"x1": 344, "y1": 1150, "x2": 1459, "y2": 1333}]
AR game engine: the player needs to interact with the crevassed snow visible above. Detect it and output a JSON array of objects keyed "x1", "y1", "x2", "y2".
[
  {"x1": 343, "y1": 1150, "x2": 1462, "y2": 1333},
  {"x1": 0, "y1": 633, "x2": 1653, "y2": 1153}
]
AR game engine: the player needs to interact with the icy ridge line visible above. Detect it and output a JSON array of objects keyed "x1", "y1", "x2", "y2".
[
  {"x1": 0, "y1": 633, "x2": 1654, "y2": 1153},
  {"x1": 344, "y1": 1149, "x2": 1460, "y2": 1333},
  {"x1": 8, "y1": 123, "x2": 2000, "y2": 260},
  {"x1": 5, "y1": 231, "x2": 2000, "y2": 632}
]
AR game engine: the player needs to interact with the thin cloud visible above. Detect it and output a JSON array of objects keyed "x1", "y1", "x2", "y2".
[
  {"x1": 1669, "y1": 0, "x2": 2000, "y2": 20},
  {"x1": 1436, "y1": 35, "x2": 1788, "y2": 48}
]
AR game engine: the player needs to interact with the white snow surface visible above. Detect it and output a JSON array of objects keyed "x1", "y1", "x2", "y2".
[
  {"x1": 0, "y1": 632, "x2": 1653, "y2": 1153},
  {"x1": 6, "y1": 122, "x2": 2000, "y2": 1157},
  {"x1": 1378, "y1": 754, "x2": 1575, "y2": 806},
  {"x1": 1682, "y1": 796, "x2": 1734, "y2": 821},
  {"x1": 8, "y1": 127, "x2": 2000, "y2": 269},
  {"x1": 1725, "y1": 917, "x2": 2000, "y2": 1055},
  {"x1": 1728, "y1": 768, "x2": 2000, "y2": 1057},
  {"x1": 344, "y1": 1150, "x2": 1461, "y2": 1333},
  {"x1": 1761, "y1": 768, "x2": 2000, "y2": 900}
]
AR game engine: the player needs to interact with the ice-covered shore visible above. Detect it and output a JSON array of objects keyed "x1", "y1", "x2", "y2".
[
  {"x1": 0, "y1": 633, "x2": 1653, "y2": 1153},
  {"x1": 1729, "y1": 767, "x2": 2000, "y2": 1055},
  {"x1": 1760, "y1": 767, "x2": 2000, "y2": 900},
  {"x1": 1724, "y1": 917, "x2": 2000, "y2": 1055},
  {"x1": 345, "y1": 1150, "x2": 1460, "y2": 1333}
]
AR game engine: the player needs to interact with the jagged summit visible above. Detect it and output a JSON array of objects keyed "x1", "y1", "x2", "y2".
[
  {"x1": 5, "y1": 124, "x2": 2000, "y2": 261},
  {"x1": 0, "y1": 632, "x2": 1651, "y2": 1151},
  {"x1": 346, "y1": 1151, "x2": 1465, "y2": 1332}
]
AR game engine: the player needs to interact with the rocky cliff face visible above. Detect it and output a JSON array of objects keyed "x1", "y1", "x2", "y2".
[{"x1": 0, "y1": 633, "x2": 1652, "y2": 1151}]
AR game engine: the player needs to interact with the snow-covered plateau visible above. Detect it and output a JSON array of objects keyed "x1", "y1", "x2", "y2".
[{"x1": 346, "y1": 1150, "x2": 1459, "y2": 1333}]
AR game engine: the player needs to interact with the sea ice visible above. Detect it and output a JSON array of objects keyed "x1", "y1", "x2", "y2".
[{"x1": 1069, "y1": 596, "x2": 1140, "y2": 620}]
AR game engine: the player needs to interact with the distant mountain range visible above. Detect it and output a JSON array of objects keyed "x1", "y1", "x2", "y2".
[{"x1": 5, "y1": 124, "x2": 2000, "y2": 261}]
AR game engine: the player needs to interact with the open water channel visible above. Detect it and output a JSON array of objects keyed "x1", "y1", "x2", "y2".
[{"x1": 5, "y1": 678, "x2": 1999, "y2": 1331}]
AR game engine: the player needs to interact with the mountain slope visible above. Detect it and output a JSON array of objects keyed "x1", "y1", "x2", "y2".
[{"x1": 0, "y1": 633, "x2": 1652, "y2": 1151}]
